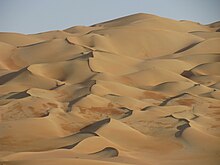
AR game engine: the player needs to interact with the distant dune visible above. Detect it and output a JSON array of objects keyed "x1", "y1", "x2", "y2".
[{"x1": 0, "y1": 13, "x2": 220, "y2": 165}]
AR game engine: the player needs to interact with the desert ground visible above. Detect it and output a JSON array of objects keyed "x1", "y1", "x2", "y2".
[{"x1": 0, "y1": 13, "x2": 220, "y2": 165}]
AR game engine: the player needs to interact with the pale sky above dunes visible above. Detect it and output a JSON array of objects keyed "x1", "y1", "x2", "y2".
[{"x1": 0, "y1": 0, "x2": 220, "y2": 34}]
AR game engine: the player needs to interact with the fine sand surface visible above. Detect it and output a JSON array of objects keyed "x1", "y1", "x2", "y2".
[{"x1": 0, "y1": 13, "x2": 220, "y2": 165}]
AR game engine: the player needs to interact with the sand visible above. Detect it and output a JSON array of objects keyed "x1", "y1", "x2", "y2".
[{"x1": 0, "y1": 13, "x2": 220, "y2": 165}]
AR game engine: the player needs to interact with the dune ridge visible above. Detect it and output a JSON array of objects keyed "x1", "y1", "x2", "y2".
[{"x1": 0, "y1": 13, "x2": 220, "y2": 165}]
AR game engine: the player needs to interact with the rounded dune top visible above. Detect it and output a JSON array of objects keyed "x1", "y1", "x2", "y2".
[
  {"x1": 208, "y1": 21, "x2": 220, "y2": 28},
  {"x1": 90, "y1": 13, "x2": 210, "y2": 33},
  {"x1": 92, "y1": 13, "x2": 157, "y2": 27}
]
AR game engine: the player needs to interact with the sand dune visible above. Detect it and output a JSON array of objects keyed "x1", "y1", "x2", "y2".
[{"x1": 0, "y1": 13, "x2": 220, "y2": 165}]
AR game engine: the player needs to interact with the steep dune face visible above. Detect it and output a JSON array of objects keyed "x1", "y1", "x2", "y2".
[{"x1": 0, "y1": 13, "x2": 220, "y2": 165}]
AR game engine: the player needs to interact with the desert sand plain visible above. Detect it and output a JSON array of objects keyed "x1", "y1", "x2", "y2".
[{"x1": 0, "y1": 13, "x2": 220, "y2": 165}]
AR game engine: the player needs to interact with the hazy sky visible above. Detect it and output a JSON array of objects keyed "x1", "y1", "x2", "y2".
[{"x1": 0, "y1": 0, "x2": 220, "y2": 34}]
